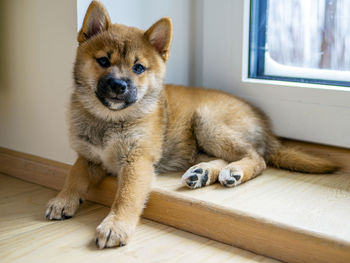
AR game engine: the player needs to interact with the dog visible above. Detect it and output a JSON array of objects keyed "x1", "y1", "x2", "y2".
[{"x1": 45, "y1": 0, "x2": 337, "y2": 249}]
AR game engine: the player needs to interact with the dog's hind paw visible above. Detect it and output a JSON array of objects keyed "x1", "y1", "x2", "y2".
[
  {"x1": 218, "y1": 168, "x2": 244, "y2": 187},
  {"x1": 181, "y1": 165, "x2": 211, "y2": 189}
]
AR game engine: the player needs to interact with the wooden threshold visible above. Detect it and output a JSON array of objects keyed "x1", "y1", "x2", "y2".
[{"x1": 1, "y1": 141, "x2": 350, "y2": 263}]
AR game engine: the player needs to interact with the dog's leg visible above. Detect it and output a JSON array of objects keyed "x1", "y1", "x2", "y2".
[
  {"x1": 193, "y1": 107, "x2": 268, "y2": 188},
  {"x1": 182, "y1": 154, "x2": 228, "y2": 189},
  {"x1": 45, "y1": 156, "x2": 105, "y2": 220},
  {"x1": 219, "y1": 151, "x2": 266, "y2": 187},
  {"x1": 95, "y1": 157, "x2": 154, "y2": 248}
]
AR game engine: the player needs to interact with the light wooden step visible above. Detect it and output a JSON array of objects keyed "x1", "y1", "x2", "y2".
[{"x1": 0, "y1": 140, "x2": 349, "y2": 263}]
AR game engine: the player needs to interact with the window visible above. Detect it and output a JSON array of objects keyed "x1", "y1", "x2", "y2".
[
  {"x1": 201, "y1": 0, "x2": 350, "y2": 148},
  {"x1": 249, "y1": 0, "x2": 350, "y2": 87}
]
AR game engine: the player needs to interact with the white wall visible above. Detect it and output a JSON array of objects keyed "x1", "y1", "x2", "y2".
[{"x1": 0, "y1": 0, "x2": 77, "y2": 164}]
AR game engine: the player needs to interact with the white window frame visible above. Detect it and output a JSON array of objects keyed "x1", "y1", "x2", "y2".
[{"x1": 200, "y1": 0, "x2": 350, "y2": 148}]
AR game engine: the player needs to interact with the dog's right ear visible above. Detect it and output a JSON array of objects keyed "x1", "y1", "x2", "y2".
[{"x1": 77, "y1": 0, "x2": 111, "y2": 43}]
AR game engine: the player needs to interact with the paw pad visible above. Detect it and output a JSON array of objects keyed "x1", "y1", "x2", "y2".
[
  {"x1": 182, "y1": 166, "x2": 209, "y2": 189},
  {"x1": 218, "y1": 169, "x2": 243, "y2": 187}
]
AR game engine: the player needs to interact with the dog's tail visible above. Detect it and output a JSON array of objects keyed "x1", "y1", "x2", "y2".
[{"x1": 268, "y1": 145, "x2": 338, "y2": 174}]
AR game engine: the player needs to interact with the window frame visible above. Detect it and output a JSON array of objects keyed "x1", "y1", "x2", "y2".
[{"x1": 248, "y1": 0, "x2": 350, "y2": 88}]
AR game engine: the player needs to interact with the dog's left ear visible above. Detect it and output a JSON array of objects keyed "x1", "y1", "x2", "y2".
[{"x1": 145, "y1": 17, "x2": 173, "y2": 61}]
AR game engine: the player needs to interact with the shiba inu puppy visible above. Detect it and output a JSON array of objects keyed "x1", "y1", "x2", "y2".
[{"x1": 45, "y1": 0, "x2": 337, "y2": 249}]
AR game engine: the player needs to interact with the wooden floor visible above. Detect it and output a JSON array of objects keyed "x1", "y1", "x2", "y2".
[
  {"x1": 1, "y1": 142, "x2": 350, "y2": 262},
  {"x1": 0, "y1": 173, "x2": 279, "y2": 263}
]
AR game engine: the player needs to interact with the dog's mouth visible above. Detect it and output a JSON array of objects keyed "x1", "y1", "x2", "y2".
[
  {"x1": 95, "y1": 92, "x2": 137, "y2": 110},
  {"x1": 107, "y1": 97, "x2": 122, "y2": 103}
]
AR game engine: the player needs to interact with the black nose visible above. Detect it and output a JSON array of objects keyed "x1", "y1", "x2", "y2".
[{"x1": 107, "y1": 78, "x2": 128, "y2": 95}]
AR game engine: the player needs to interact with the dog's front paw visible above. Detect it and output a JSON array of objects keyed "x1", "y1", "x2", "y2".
[
  {"x1": 181, "y1": 164, "x2": 211, "y2": 189},
  {"x1": 95, "y1": 214, "x2": 135, "y2": 249},
  {"x1": 45, "y1": 192, "x2": 81, "y2": 220},
  {"x1": 218, "y1": 168, "x2": 244, "y2": 187}
]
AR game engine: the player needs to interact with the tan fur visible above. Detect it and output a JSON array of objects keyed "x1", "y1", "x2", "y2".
[
  {"x1": 46, "y1": 0, "x2": 338, "y2": 248},
  {"x1": 269, "y1": 146, "x2": 337, "y2": 174}
]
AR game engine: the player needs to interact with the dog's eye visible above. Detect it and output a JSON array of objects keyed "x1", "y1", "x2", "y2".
[
  {"x1": 132, "y1": 63, "x2": 146, "y2": 74},
  {"x1": 96, "y1": 57, "x2": 110, "y2": 68}
]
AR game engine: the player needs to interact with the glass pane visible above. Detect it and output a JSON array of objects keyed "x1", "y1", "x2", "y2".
[{"x1": 267, "y1": 0, "x2": 350, "y2": 71}]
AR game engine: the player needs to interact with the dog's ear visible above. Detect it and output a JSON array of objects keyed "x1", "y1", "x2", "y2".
[
  {"x1": 78, "y1": 0, "x2": 111, "y2": 43},
  {"x1": 145, "y1": 17, "x2": 173, "y2": 61}
]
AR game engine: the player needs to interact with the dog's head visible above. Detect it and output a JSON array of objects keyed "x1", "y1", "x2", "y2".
[{"x1": 73, "y1": 1, "x2": 172, "y2": 117}]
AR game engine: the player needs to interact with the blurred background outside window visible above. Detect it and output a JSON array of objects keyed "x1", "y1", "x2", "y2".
[{"x1": 250, "y1": 0, "x2": 350, "y2": 86}]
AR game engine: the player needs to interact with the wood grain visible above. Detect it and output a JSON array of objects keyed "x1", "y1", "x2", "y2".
[
  {"x1": 1, "y1": 140, "x2": 350, "y2": 263},
  {"x1": 0, "y1": 174, "x2": 279, "y2": 263}
]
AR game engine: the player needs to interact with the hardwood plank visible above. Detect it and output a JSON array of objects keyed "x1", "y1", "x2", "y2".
[
  {"x1": 0, "y1": 183, "x2": 101, "y2": 241},
  {"x1": 0, "y1": 174, "x2": 279, "y2": 263},
  {"x1": 1, "y1": 142, "x2": 350, "y2": 263},
  {"x1": 0, "y1": 174, "x2": 41, "y2": 199}
]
